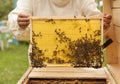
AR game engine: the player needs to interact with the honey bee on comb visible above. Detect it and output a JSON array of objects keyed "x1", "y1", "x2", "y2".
[{"x1": 45, "y1": 19, "x2": 56, "y2": 24}]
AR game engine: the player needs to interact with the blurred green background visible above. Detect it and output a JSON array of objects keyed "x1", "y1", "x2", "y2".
[
  {"x1": 0, "y1": 0, "x2": 29, "y2": 84},
  {"x1": 0, "y1": 0, "x2": 103, "y2": 84}
]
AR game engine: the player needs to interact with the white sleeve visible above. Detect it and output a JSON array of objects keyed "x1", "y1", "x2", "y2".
[
  {"x1": 80, "y1": 0, "x2": 102, "y2": 17},
  {"x1": 8, "y1": 0, "x2": 33, "y2": 41}
]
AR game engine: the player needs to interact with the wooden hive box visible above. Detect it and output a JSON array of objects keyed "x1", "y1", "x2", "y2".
[{"x1": 103, "y1": 0, "x2": 120, "y2": 84}]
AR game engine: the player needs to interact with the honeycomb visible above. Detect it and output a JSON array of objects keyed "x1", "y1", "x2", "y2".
[{"x1": 30, "y1": 18, "x2": 103, "y2": 68}]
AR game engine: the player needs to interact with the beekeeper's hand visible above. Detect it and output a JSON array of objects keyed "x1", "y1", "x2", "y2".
[
  {"x1": 17, "y1": 13, "x2": 30, "y2": 29},
  {"x1": 103, "y1": 14, "x2": 112, "y2": 29}
]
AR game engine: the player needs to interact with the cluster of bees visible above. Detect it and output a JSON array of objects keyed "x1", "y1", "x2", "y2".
[
  {"x1": 54, "y1": 29, "x2": 103, "y2": 68},
  {"x1": 29, "y1": 37, "x2": 46, "y2": 67},
  {"x1": 30, "y1": 29, "x2": 103, "y2": 68},
  {"x1": 68, "y1": 34, "x2": 103, "y2": 68}
]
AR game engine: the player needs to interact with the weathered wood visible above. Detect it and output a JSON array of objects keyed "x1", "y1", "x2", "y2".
[
  {"x1": 28, "y1": 67, "x2": 107, "y2": 84},
  {"x1": 17, "y1": 67, "x2": 33, "y2": 84},
  {"x1": 31, "y1": 17, "x2": 102, "y2": 20},
  {"x1": 28, "y1": 67, "x2": 107, "y2": 79},
  {"x1": 103, "y1": 0, "x2": 120, "y2": 83},
  {"x1": 103, "y1": 0, "x2": 118, "y2": 64},
  {"x1": 29, "y1": 80, "x2": 107, "y2": 84},
  {"x1": 114, "y1": 26, "x2": 120, "y2": 64},
  {"x1": 113, "y1": 0, "x2": 120, "y2": 8},
  {"x1": 118, "y1": 44, "x2": 120, "y2": 64},
  {"x1": 29, "y1": 80, "x2": 82, "y2": 84},
  {"x1": 106, "y1": 41, "x2": 118, "y2": 64},
  {"x1": 103, "y1": 0, "x2": 112, "y2": 14},
  {"x1": 113, "y1": 9, "x2": 120, "y2": 27},
  {"x1": 82, "y1": 82, "x2": 106, "y2": 84},
  {"x1": 104, "y1": 67, "x2": 116, "y2": 84},
  {"x1": 18, "y1": 67, "x2": 119, "y2": 84},
  {"x1": 107, "y1": 64, "x2": 120, "y2": 84},
  {"x1": 112, "y1": 0, "x2": 120, "y2": 64},
  {"x1": 29, "y1": 79, "x2": 107, "y2": 84}
]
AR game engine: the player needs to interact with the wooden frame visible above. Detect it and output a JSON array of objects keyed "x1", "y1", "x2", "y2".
[
  {"x1": 30, "y1": 18, "x2": 103, "y2": 68},
  {"x1": 103, "y1": 0, "x2": 120, "y2": 84},
  {"x1": 18, "y1": 67, "x2": 116, "y2": 84}
]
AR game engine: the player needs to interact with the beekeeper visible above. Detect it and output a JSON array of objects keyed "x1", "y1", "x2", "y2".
[{"x1": 8, "y1": 0, "x2": 111, "y2": 64}]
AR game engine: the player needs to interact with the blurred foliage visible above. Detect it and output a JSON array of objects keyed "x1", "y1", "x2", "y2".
[
  {"x1": 95, "y1": 0, "x2": 103, "y2": 11},
  {"x1": 0, "y1": 0, "x2": 14, "y2": 21}
]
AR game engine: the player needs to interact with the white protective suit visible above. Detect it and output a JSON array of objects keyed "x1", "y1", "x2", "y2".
[{"x1": 8, "y1": 0, "x2": 101, "y2": 65}]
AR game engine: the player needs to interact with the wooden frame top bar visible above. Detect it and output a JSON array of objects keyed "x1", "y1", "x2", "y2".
[{"x1": 31, "y1": 16, "x2": 102, "y2": 20}]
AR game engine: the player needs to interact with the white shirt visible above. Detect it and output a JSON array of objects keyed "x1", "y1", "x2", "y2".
[{"x1": 8, "y1": 0, "x2": 101, "y2": 41}]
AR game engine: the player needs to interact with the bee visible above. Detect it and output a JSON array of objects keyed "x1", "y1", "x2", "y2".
[
  {"x1": 85, "y1": 19, "x2": 90, "y2": 22},
  {"x1": 74, "y1": 16, "x2": 77, "y2": 18},
  {"x1": 87, "y1": 28, "x2": 90, "y2": 31},
  {"x1": 53, "y1": 50, "x2": 57, "y2": 56},
  {"x1": 45, "y1": 19, "x2": 56, "y2": 24}
]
